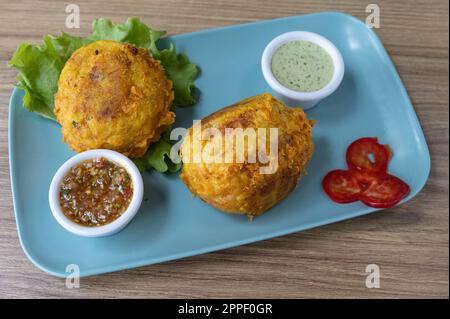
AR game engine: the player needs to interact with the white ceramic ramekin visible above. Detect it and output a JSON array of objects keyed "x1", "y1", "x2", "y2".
[
  {"x1": 261, "y1": 31, "x2": 345, "y2": 109},
  {"x1": 49, "y1": 149, "x2": 144, "y2": 237}
]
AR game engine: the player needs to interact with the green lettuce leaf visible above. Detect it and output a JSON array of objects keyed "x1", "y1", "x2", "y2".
[
  {"x1": 133, "y1": 126, "x2": 181, "y2": 173},
  {"x1": 89, "y1": 18, "x2": 166, "y2": 51},
  {"x1": 8, "y1": 17, "x2": 197, "y2": 172},
  {"x1": 133, "y1": 139, "x2": 181, "y2": 173},
  {"x1": 153, "y1": 45, "x2": 199, "y2": 106},
  {"x1": 8, "y1": 34, "x2": 87, "y2": 120}
]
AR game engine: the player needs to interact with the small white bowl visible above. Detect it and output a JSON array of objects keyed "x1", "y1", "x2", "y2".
[
  {"x1": 49, "y1": 149, "x2": 144, "y2": 237},
  {"x1": 261, "y1": 31, "x2": 345, "y2": 109}
]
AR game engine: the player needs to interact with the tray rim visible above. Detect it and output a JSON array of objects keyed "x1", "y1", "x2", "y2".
[{"x1": 8, "y1": 11, "x2": 431, "y2": 277}]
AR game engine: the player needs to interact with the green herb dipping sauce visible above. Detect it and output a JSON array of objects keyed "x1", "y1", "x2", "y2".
[{"x1": 271, "y1": 40, "x2": 334, "y2": 92}]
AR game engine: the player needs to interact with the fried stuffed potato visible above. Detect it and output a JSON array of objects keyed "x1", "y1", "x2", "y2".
[
  {"x1": 180, "y1": 93, "x2": 314, "y2": 217},
  {"x1": 54, "y1": 40, "x2": 174, "y2": 158}
]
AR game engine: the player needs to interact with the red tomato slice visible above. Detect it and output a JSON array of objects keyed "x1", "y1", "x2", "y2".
[
  {"x1": 346, "y1": 137, "x2": 391, "y2": 174},
  {"x1": 322, "y1": 170, "x2": 362, "y2": 203},
  {"x1": 360, "y1": 174, "x2": 410, "y2": 208},
  {"x1": 351, "y1": 170, "x2": 383, "y2": 190}
]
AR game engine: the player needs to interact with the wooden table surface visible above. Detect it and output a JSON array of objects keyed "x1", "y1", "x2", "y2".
[{"x1": 0, "y1": 0, "x2": 448, "y2": 298}]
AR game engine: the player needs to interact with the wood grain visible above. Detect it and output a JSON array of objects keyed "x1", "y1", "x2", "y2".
[{"x1": 0, "y1": 0, "x2": 448, "y2": 298}]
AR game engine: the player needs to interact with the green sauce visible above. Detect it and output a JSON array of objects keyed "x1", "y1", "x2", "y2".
[{"x1": 271, "y1": 40, "x2": 334, "y2": 92}]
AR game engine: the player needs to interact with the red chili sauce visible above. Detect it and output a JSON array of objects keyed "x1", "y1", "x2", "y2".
[{"x1": 59, "y1": 157, "x2": 133, "y2": 227}]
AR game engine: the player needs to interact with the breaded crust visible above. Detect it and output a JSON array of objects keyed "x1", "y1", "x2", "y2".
[
  {"x1": 180, "y1": 93, "x2": 314, "y2": 217},
  {"x1": 54, "y1": 40, "x2": 175, "y2": 158}
]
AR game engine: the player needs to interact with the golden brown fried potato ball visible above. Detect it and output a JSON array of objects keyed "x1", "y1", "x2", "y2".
[
  {"x1": 180, "y1": 93, "x2": 314, "y2": 217},
  {"x1": 54, "y1": 40, "x2": 174, "y2": 158}
]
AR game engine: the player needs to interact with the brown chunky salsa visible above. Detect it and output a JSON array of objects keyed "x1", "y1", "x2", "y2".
[{"x1": 59, "y1": 157, "x2": 133, "y2": 227}]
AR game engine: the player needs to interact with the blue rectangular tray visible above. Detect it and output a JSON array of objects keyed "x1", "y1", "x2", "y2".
[{"x1": 9, "y1": 12, "x2": 430, "y2": 277}]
